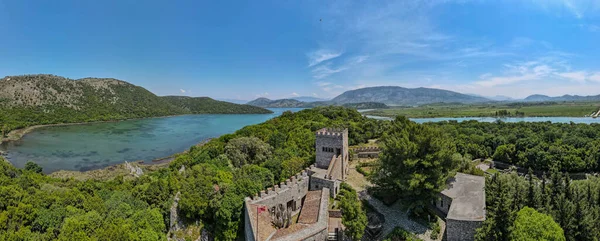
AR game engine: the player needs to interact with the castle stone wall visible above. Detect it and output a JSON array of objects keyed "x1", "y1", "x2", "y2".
[
  {"x1": 246, "y1": 171, "x2": 310, "y2": 210},
  {"x1": 436, "y1": 193, "x2": 453, "y2": 215},
  {"x1": 315, "y1": 129, "x2": 348, "y2": 172},
  {"x1": 271, "y1": 188, "x2": 330, "y2": 241},
  {"x1": 446, "y1": 218, "x2": 482, "y2": 241},
  {"x1": 309, "y1": 175, "x2": 340, "y2": 198}
]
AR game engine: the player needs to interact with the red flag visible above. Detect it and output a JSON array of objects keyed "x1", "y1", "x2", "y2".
[{"x1": 257, "y1": 205, "x2": 267, "y2": 214}]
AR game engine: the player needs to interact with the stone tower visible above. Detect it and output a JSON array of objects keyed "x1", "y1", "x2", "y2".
[{"x1": 315, "y1": 128, "x2": 348, "y2": 179}]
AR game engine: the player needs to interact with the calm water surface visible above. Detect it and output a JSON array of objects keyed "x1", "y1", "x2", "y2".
[
  {"x1": 0, "y1": 108, "x2": 303, "y2": 173},
  {"x1": 365, "y1": 115, "x2": 600, "y2": 124}
]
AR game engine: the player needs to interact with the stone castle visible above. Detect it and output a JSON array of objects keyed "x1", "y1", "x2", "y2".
[{"x1": 244, "y1": 128, "x2": 348, "y2": 241}]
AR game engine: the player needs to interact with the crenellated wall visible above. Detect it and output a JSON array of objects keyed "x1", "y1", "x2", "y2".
[{"x1": 246, "y1": 170, "x2": 311, "y2": 211}]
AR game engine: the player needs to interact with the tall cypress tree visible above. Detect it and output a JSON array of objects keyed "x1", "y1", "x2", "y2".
[
  {"x1": 527, "y1": 168, "x2": 536, "y2": 209},
  {"x1": 564, "y1": 173, "x2": 572, "y2": 201}
]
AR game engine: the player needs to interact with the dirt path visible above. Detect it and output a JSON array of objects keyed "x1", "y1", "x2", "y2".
[{"x1": 346, "y1": 160, "x2": 440, "y2": 241}]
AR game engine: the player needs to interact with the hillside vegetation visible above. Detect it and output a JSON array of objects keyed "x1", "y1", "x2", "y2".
[
  {"x1": 161, "y1": 96, "x2": 272, "y2": 114},
  {"x1": 1, "y1": 107, "x2": 599, "y2": 240},
  {"x1": 0, "y1": 74, "x2": 271, "y2": 136},
  {"x1": 0, "y1": 107, "x2": 390, "y2": 240},
  {"x1": 364, "y1": 102, "x2": 600, "y2": 118},
  {"x1": 247, "y1": 97, "x2": 388, "y2": 109}
]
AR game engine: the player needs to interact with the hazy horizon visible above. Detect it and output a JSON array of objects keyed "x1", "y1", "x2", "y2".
[{"x1": 1, "y1": 0, "x2": 599, "y2": 100}]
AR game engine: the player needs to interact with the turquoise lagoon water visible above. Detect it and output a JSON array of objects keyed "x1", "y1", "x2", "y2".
[
  {"x1": 3, "y1": 108, "x2": 599, "y2": 173},
  {"x1": 0, "y1": 108, "x2": 303, "y2": 173}
]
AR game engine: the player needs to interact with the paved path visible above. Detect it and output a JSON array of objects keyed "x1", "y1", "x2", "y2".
[{"x1": 346, "y1": 160, "x2": 441, "y2": 241}]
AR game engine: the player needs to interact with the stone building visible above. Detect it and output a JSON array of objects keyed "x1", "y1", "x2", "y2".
[
  {"x1": 435, "y1": 173, "x2": 486, "y2": 241},
  {"x1": 244, "y1": 128, "x2": 348, "y2": 241}
]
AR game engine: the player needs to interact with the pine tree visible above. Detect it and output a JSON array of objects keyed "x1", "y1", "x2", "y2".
[
  {"x1": 541, "y1": 173, "x2": 551, "y2": 213},
  {"x1": 586, "y1": 182, "x2": 593, "y2": 207},
  {"x1": 527, "y1": 168, "x2": 536, "y2": 209},
  {"x1": 564, "y1": 173, "x2": 572, "y2": 201},
  {"x1": 550, "y1": 168, "x2": 563, "y2": 208},
  {"x1": 573, "y1": 190, "x2": 595, "y2": 241},
  {"x1": 554, "y1": 193, "x2": 575, "y2": 241}
]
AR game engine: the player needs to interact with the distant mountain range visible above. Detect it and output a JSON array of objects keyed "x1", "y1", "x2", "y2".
[
  {"x1": 523, "y1": 94, "x2": 600, "y2": 102},
  {"x1": 290, "y1": 96, "x2": 328, "y2": 102},
  {"x1": 330, "y1": 86, "x2": 490, "y2": 106},
  {"x1": 249, "y1": 86, "x2": 491, "y2": 107},
  {"x1": 246, "y1": 97, "x2": 387, "y2": 109},
  {"x1": 248, "y1": 86, "x2": 600, "y2": 108}
]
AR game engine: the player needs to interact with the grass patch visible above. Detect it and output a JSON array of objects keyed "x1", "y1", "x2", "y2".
[{"x1": 384, "y1": 227, "x2": 423, "y2": 241}]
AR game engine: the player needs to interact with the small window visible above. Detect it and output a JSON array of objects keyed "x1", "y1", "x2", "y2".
[{"x1": 440, "y1": 199, "x2": 444, "y2": 208}]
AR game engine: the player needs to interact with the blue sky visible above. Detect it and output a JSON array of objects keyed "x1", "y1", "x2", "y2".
[{"x1": 1, "y1": 0, "x2": 599, "y2": 100}]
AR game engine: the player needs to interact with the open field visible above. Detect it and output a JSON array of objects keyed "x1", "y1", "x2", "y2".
[{"x1": 363, "y1": 101, "x2": 600, "y2": 118}]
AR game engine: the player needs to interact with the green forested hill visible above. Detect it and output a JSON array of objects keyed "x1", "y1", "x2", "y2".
[
  {"x1": 0, "y1": 74, "x2": 271, "y2": 135},
  {"x1": 161, "y1": 96, "x2": 272, "y2": 114},
  {"x1": 0, "y1": 107, "x2": 388, "y2": 240}
]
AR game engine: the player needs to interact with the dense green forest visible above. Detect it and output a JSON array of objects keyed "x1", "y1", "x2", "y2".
[
  {"x1": 2, "y1": 106, "x2": 600, "y2": 240},
  {"x1": 477, "y1": 170, "x2": 600, "y2": 241},
  {"x1": 160, "y1": 96, "x2": 272, "y2": 114},
  {"x1": 0, "y1": 107, "x2": 388, "y2": 240},
  {"x1": 430, "y1": 121, "x2": 600, "y2": 172},
  {"x1": 0, "y1": 74, "x2": 272, "y2": 136}
]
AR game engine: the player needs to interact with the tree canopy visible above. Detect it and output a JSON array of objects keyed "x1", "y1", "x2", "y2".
[
  {"x1": 510, "y1": 207, "x2": 565, "y2": 241},
  {"x1": 372, "y1": 116, "x2": 457, "y2": 213}
]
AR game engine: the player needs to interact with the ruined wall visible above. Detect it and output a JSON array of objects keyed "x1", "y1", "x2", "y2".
[{"x1": 446, "y1": 218, "x2": 482, "y2": 241}]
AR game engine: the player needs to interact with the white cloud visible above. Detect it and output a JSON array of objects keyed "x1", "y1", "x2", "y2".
[
  {"x1": 312, "y1": 93, "x2": 318, "y2": 97},
  {"x1": 180, "y1": 89, "x2": 186, "y2": 93},
  {"x1": 291, "y1": 92, "x2": 299, "y2": 97},
  {"x1": 316, "y1": 81, "x2": 332, "y2": 87},
  {"x1": 255, "y1": 92, "x2": 269, "y2": 98},
  {"x1": 312, "y1": 64, "x2": 347, "y2": 79},
  {"x1": 479, "y1": 73, "x2": 492, "y2": 79},
  {"x1": 307, "y1": 49, "x2": 343, "y2": 67},
  {"x1": 557, "y1": 71, "x2": 588, "y2": 83},
  {"x1": 590, "y1": 73, "x2": 600, "y2": 82}
]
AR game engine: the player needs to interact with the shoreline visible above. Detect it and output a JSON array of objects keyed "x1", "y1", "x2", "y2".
[
  {"x1": 363, "y1": 113, "x2": 600, "y2": 119},
  {"x1": 0, "y1": 109, "x2": 276, "y2": 144},
  {"x1": 1, "y1": 115, "x2": 184, "y2": 144}
]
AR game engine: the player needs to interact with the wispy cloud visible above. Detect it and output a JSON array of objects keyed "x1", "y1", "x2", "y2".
[
  {"x1": 255, "y1": 92, "x2": 269, "y2": 98},
  {"x1": 590, "y1": 73, "x2": 600, "y2": 82},
  {"x1": 291, "y1": 92, "x2": 299, "y2": 97},
  {"x1": 307, "y1": 49, "x2": 343, "y2": 67},
  {"x1": 311, "y1": 64, "x2": 347, "y2": 79},
  {"x1": 180, "y1": 89, "x2": 186, "y2": 93}
]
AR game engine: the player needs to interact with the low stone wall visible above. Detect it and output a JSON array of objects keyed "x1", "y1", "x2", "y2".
[
  {"x1": 352, "y1": 147, "x2": 380, "y2": 159},
  {"x1": 446, "y1": 218, "x2": 482, "y2": 241},
  {"x1": 329, "y1": 210, "x2": 342, "y2": 218}
]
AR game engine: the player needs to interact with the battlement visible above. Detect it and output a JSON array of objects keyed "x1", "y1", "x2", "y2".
[
  {"x1": 315, "y1": 128, "x2": 347, "y2": 137},
  {"x1": 352, "y1": 146, "x2": 381, "y2": 153},
  {"x1": 246, "y1": 169, "x2": 311, "y2": 204}
]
